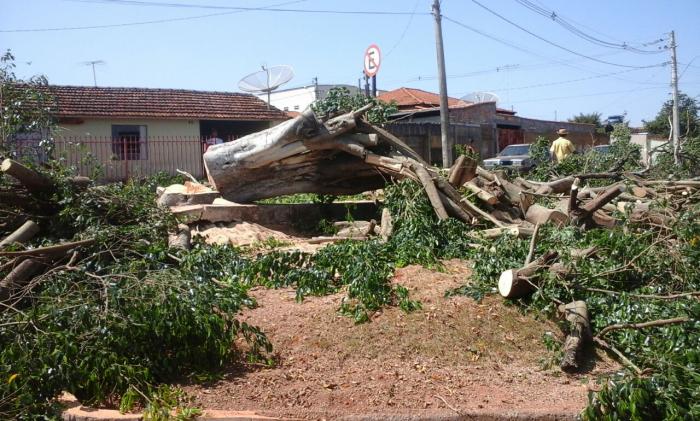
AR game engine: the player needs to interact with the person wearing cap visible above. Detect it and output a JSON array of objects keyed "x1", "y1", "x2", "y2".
[{"x1": 550, "y1": 128, "x2": 575, "y2": 162}]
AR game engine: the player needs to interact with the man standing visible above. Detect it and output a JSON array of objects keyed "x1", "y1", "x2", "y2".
[
  {"x1": 204, "y1": 129, "x2": 224, "y2": 151},
  {"x1": 550, "y1": 128, "x2": 575, "y2": 163}
]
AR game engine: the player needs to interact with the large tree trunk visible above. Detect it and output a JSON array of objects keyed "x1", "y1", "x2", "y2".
[{"x1": 203, "y1": 108, "x2": 388, "y2": 202}]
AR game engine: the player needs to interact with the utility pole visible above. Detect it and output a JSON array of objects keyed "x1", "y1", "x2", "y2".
[
  {"x1": 371, "y1": 75, "x2": 377, "y2": 97},
  {"x1": 432, "y1": 0, "x2": 451, "y2": 167},
  {"x1": 670, "y1": 30, "x2": 681, "y2": 165}
]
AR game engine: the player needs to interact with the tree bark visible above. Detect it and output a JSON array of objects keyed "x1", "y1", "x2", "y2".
[
  {"x1": 1, "y1": 159, "x2": 53, "y2": 194},
  {"x1": 558, "y1": 300, "x2": 591, "y2": 372},
  {"x1": 0, "y1": 258, "x2": 43, "y2": 300},
  {"x1": 0, "y1": 220, "x2": 40, "y2": 248}
]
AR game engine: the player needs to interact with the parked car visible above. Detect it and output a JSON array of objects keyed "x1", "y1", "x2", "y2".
[
  {"x1": 482, "y1": 143, "x2": 545, "y2": 172},
  {"x1": 592, "y1": 144, "x2": 611, "y2": 154}
]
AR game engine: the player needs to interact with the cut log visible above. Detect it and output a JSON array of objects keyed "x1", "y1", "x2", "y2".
[
  {"x1": 472, "y1": 225, "x2": 535, "y2": 239},
  {"x1": 0, "y1": 238, "x2": 95, "y2": 258},
  {"x1": 525, "y1": 204, "x2": 569, "y2": 227},
  {"x1": 379, "y1": 208, "x2": 393, "y2": 242},
  {"x1": 558, "y1": 300, "x2": 591, "y2": 372},
  {"x1": 535, "y1": 176, "x2": 574, "y2": 195},
  {"x1": 464, "y1": 180, "x2": 498, "y2": 205},
  {"x1": 67, "y1": 176, "x2": 92, "y2": 190},
  {"x1": 0, "y1": 220, "x2": 40, "y2": 248},
  {"x1": 168, "y1": 224, "x2": 191, "y2": 250},
  {"x1": 1, "y1": 159, "x2": 53, "y2": 194},
  {"x1": 570, "y1": 184, "x2": 625, "y2": 227},
  {"x1": 0, "y1": 258, "x2": 44, "y2": 300},
  {"x1": 448, "y1": 155, "x2": 466, "y2": 187},
  {"x1": 498, "y1": 250, "x2": 559, "y2": 298},
  {"x1": 410, "y1": 163, "x2": 448, "y2": 220}
]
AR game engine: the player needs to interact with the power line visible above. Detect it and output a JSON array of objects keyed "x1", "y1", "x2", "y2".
[
  {"x1": 73, "y1": 0, "x2": 430, "y2": 15},
  {"x1": 469, "y1": 0, "x2": 664, "y2": 69},
  {"x1": 481, "y1": 66, "x2": 667, "y2": 93},
  {"x1": 385, "y1": 0, "x2": 421, "y2": 58},
  {"x1": 0, "y1": 0, "x2": 310, "y2": 32},
  {"x1": 514, "y1": 0, "x2": 665, "y2": 54},
  {"x1": 442, "y1": 15, "x2": 666, "y2": 85}
]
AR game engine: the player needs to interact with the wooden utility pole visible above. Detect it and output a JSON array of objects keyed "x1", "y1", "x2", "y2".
[
  {"x1": 432, "y1": 0, "x2": 452, "y2": 167},
  {"x1": 670, "y1": 30, "x2": 681, "y2": 165}
]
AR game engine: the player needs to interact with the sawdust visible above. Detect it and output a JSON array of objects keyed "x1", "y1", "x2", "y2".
[{"x1": 181, "y1": 260, "x2": 618, "y2": 418}]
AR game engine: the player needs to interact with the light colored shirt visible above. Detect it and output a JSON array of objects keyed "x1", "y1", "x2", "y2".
[
  {"x1": 550, "y1": 137, "x2": 575, "y2": 162},
  {"x1": 206, "y1": 137, "x2": 224, "y2": 146}
]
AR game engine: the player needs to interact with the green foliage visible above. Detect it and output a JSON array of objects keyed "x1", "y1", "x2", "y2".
[
  {"x1": 311, "y1": 87, "x2": 397, "y2": 124},
  {"x1": 0, "y1": 49, "x2": 55, "y2": 150},
  {"x1": 528, "y1": 131, "x2": 641, "y2": 182},
  {"x1": 569, "y1": 112, "x2": 603, "y2": 129},
  {"x1": 651, "y1": 135, "x2": 700, "y2": 178},
  {"x1": 0, "y1": 178, "x2": 271, "y2": 419},
  {"x1": 451, "y1": 217, "x2": 700, "y2": 419},
  {"x1": 643, "y1": 92, "x2": 699, "y2": 139}
]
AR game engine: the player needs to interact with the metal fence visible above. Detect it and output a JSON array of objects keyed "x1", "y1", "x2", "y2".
[{"x1": 5, "y1": 136, "x2": 211, "y2": 182}]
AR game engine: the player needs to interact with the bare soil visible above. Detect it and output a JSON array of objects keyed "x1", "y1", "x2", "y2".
[{"x1": 181, "y1": 260, "x2": 617, "y2": 419}]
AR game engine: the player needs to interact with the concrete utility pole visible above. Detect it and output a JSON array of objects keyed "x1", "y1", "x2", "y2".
[
  {"x1": 670, "y1": 30, "x2": 681, "y2": 165},
  {"x1": 432, "y1": 0, "x2": 452, "y2": 168}
]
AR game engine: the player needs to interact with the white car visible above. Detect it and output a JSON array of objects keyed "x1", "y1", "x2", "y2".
[{"x1": 483, "y1": 144, "x2": 543, "y2": 172}]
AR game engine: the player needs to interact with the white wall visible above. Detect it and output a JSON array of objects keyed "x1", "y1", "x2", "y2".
[{"x1": 257, "y1": 87, "x2": 316, "y2": 113}]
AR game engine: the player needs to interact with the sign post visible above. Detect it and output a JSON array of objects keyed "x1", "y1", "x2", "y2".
[{"x1": 363, "y1": 44, "x2": 381, "y2": 97}]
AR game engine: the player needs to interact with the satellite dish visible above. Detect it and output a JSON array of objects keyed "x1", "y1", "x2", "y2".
[
  {"x1": 461, "y1": 92, "x2": 500, "y2": 104},
  {"x1": 238, "y1": 65, "x2": 294, "y2": 109}
]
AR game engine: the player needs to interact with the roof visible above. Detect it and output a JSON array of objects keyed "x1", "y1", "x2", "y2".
[
  {"x1": 379, "y1": 87, "x2": 468, "y2": 110},
  {"x1": 43, "y1": 85, "x2": 288, "y2": 121}
]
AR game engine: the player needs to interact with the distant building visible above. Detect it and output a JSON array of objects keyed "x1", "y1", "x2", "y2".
[
  {"x1": 255, "y1": 83, "x2": 361, "y2": 114},
  {"x1": 630, "y1": 131, "x2": 668, "y2": 165},
  {"x1": 381, "y1": 87, "x2": 608, "y2": 165}
]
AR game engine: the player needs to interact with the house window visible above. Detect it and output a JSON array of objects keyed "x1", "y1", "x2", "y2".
[
  {"x1": 111, "y1": 125, "x2": 147, "y2": 160},
  {"x1": 284, "y1": 106, "x2": 289, "y2": 111},
  {"x1": 293, "y1": 105, "x2": 300, "y2": 110}
]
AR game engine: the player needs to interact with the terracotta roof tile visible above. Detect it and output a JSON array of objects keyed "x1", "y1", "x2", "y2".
[
  {"x1": 45, "y1": 85, "x2": 288, "y2": 121},
  {"x1": 378, "y1": 87, "x2": 468, "y2": 110}
]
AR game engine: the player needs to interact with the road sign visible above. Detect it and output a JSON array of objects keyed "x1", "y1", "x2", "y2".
[{"x1": 363, "y1": 44, "x2": 381, "y2": 77}]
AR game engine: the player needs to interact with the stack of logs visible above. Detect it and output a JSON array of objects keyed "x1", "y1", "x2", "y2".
[{"x1": 457, "y1": 164, "x2": 698, "y2": 372}]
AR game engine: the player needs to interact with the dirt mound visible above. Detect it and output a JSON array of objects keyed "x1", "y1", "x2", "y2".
[{"x1": 182, "y1": 260, "x2": 616, "y2": 419}]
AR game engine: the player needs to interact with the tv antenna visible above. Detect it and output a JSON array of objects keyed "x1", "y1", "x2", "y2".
[
  {"x1": 461, "y1": 91, "x2": 500, "y2": 104},
  {"x1": 238, "y1": 65, "x2": 294, "y2": 109},
  {"x1": 81, "y1": 60, "x2": 106, "y2": 87}
]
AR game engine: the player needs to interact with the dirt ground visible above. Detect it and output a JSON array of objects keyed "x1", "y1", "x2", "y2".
[{"x1": 182, "y1": 260, "x2": 617, "y2": 419}]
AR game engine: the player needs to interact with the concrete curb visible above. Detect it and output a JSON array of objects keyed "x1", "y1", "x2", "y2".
[{"x1": 60, "y1": 393, "x2": 581, "y2": 421}]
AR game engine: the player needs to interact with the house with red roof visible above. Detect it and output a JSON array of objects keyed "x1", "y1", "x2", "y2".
[{"x1": 13, "y1": 85, "x2": 288, "y2": 180}]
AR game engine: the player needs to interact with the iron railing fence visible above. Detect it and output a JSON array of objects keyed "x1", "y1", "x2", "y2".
[{"x1": 3, "y1": 136, "x2": 227, "y2": 182}]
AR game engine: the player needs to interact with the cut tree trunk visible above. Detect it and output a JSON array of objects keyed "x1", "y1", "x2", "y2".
[
  {"x1": 0, "y1": 220, "x2": 40, "y2": 248},
  {"x1": 1, "y1": 159, "x2": 53, "y2": 194},
  {"x1": 498, "y1": 250, "x2": 559, "y2": 298},
  {"x1": 168, "y1": 224, "x2": 191, "y2": 250},
  {"x1": 379, "y1": 208, "x2": 393, "y2": 242},
  {"x1": 525, "y1": 204, "x2": 569, "y2": 226},
  {"x1": 558, "y1": 300, "x2": 592, "y2": 372},
  {"x1": 0, "y1": 258, "x2": 43, "y2": 301},
  {"x1": 464, "y1": 180, "x2": 498, "y2": 205}
]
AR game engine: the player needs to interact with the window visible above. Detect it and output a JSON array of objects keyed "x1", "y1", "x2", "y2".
[
  {"x1": 112, "y1": 125, "x2": 147, "y2": 160},
  {"x1": 283, "y1": 106, "x2": 289, "y2": 111},
  {"x1": 293, "y1": 105, "x2": 300, "y2": 110}
]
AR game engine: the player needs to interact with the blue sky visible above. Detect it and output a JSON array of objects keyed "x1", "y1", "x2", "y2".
[{"x1": 2, "y1": 0, "x2": 699, "y2": 126}]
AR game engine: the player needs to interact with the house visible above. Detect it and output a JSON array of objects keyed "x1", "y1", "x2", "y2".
[
  {"x1": 35, "y1": 85, "x2": 287, "y2": 180},
  {"x1": 381, "y1": 87, "x2": 607, "y2": 166},
  {"x1": 255, "y1": 83, "x2": 361, "y2": 114},
  {"x1": 378, "y1": 87, "x2": 469, "y2": 111}
]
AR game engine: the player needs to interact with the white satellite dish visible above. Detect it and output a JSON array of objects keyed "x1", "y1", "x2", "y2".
[
  {"x1": 238, "y1": 65, "x2": 295, "y2": 109},
  {"x1": 461, "y1": 92, "x2": 500, "y2": 104}
]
